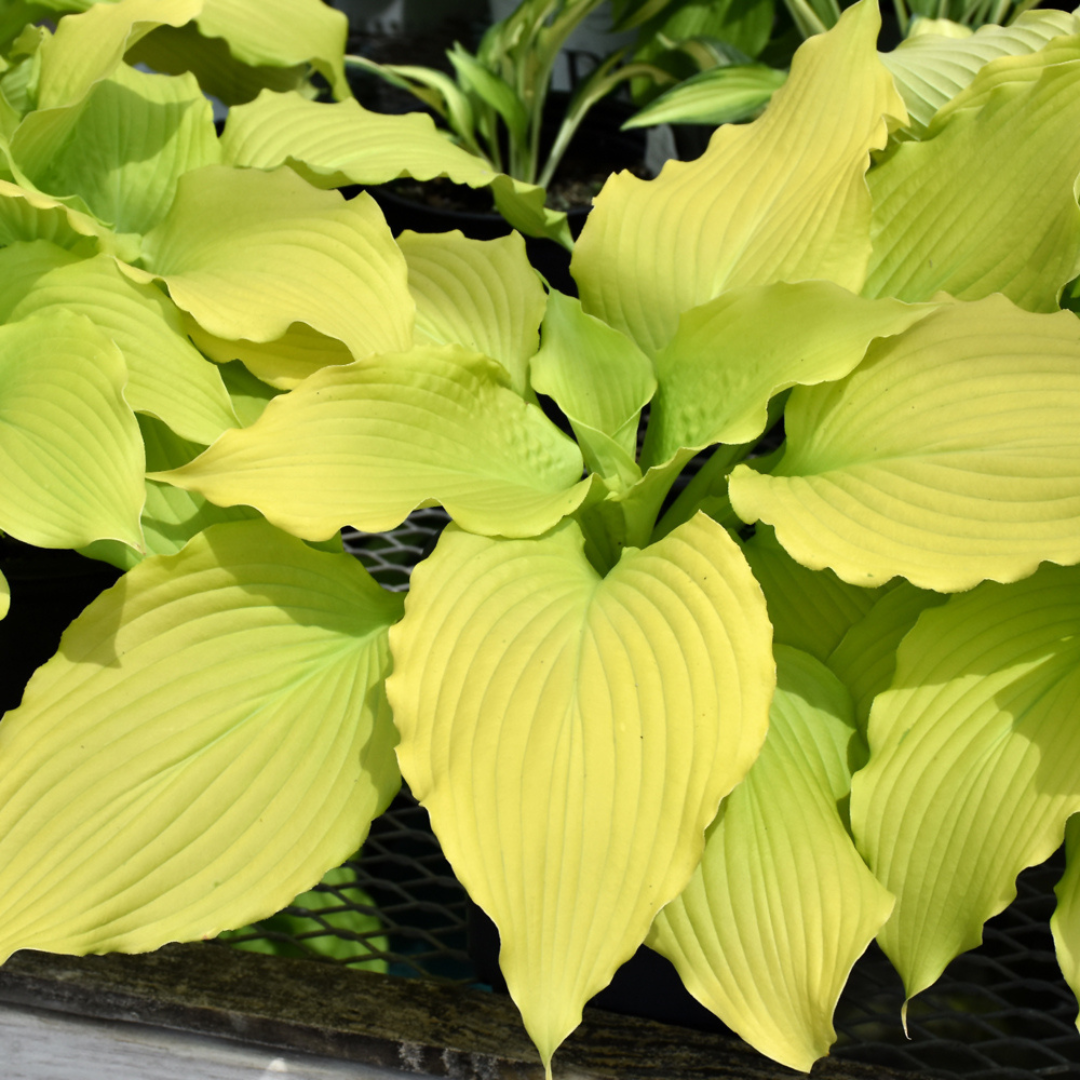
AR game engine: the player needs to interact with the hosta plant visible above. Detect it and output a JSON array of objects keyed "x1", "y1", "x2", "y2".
[{"x1": 2, "y1": 0, "x2": 1080, "y2": 1075}]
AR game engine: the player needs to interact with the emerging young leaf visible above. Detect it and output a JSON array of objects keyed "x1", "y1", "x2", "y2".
[
  {"x1": 0, "y1": 520, "x2": 402, "y2": 963},
  {"x1": 864, "y1": 48, "x2": 1080, "y2": 312},
  {"x1": 154, "y1": 344, "x2": 592, "y2": 541},
  {"x1": 850, "y1": 563, "x2": 1080, "y2": 1003},
  {"x1": 531, "y1": 291, "x2": 656, "y2": 486},
  {"x1": 387, "y1": 513, "x2": 774, "y2": 1071},
  {"x1": 0, "y1": 309, "x2": 144, "y2": 551},
  {"x1": 648, "y1": 646, "x2": 893, "y2": 1071},
  {"x1": 622, "y1": 64, "x2": 787, "y2": 129},
  {"x1": 729, "y1": 297, "x2": 1080, "y2": 592},
  {"x1": 398, "y1": 229, "x2": 546, "y2": 397},
  {"x1": 571, "y1": 0, "x2": 906, "y2": 356},
  {"x1": 644, "y1": 281, "x2": 937, "y2": 468},
  {"x1": 0, "y1": 241, "x2": 236, "y2": 444},
  {"x1": 137, "y1": 165, "x2": 414, "y2": 364}
]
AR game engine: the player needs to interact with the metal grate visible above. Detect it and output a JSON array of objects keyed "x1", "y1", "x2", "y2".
[{"x1": 217, "y1": 509, "x2": 1080, "y2": 1078}]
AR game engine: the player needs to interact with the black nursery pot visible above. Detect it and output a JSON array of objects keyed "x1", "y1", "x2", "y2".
[
  {"x1": 0, "y1": 539, "x2": 122, "y2": 716},
  {"x1": 467, "y1": 899, "x2": 734, "y2": 1035},
  {"x1": 360, "y1": 93, "x2": 649, "y2": 296}
]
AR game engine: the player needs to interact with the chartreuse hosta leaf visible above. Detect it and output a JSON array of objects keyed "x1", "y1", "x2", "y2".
[
  {"x1": 826, "y1": 582, "x2": 947, "y2": 730},
  {"x1": 397, "y1": 230, "x2": 546, "y2": 398},
  {"x1": 742, "y1": 525, "x2": 886, "y2": 664},
  {"x1": 1051, "y1": 814, "x2": 1080, "y2": 1024},
  {"x1": 220, "y1": 90, "x2": 572, "y2": 249},
  {"x1": 881, "y1": 7, "x2": 1079, "y2": 134},
  {"x1": 153, "y1": 344, "x2": 593, "y2": 541},
  {"x1": 134, "y1": 165, "x2": 413, "y2": 382},
  {"x1": 0, "y1": 240, "x2": 236, "y2": 444},
  {"x1": 729, "y1": 297, "x2": 1080, "y2": 592},
  {"x1": 642, "y1": 282, "x2": 938, "y2": 469},
  {"x1": 571, "y1": 0, "x2": 906, "y2": 357},
  {"x1": 648, "y1": 646, "x2": 892, "y2": 1071},
  {"x1": 531, "y1": 291, "x2": 655, "y2": 488},
  {"x1": 32, "y1": 0, "x2": 202, "y2": 111},
  {"x1": 13, "y1": 63, "x2": 220, "y2": 236},
  {"x1": 0, "y1": 519, "x2": 402, "y2": 962},
  {"x1": 864, "y1": 48, "x2": 1080, "y2": 313},
  {"x1": 0, "y1": 177, "x2": 111, "y2": 251},
  {"x1": 81, "y1": 414, "x2": 260, "y2": 572},
  {"x1": 849, "y1": 563, "x2": 1080, "y2": 1006},
  {"x1": 0, "y1": 310, "x2": 143, "y2": 551},
  {"x1": 386, "y1": 513, "x2": 774, "y2": 1073}
]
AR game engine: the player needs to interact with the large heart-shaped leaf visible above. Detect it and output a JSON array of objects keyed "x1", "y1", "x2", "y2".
[
  {"x1": 728, "y1": 296, "x2": 1080, "y2": 592},
  {"x1": 0, "y1": 241, "x2": 236, "y2": 445},
  {"x1": 0, "y1": 309, "x2": 144, "y2": 551},
  {"x1": 221, "y1": 90, "x2": 572, "y2": 248},
  {"x1": 864, "y1": 48, "x2": 1080, "y2": 312},
  {"x1": 849, "y1": 563, "x2": 1080, "y2": 1004},
  {"x1": 648, "y1": 646, "x2": 893, "y2": 1071},
  {"x1": 136, "y1": 164, "x2": 413, "y2": 363},
  {"x1": 153, "y1": 344, "x2": 592, "y2": 541},
  {"x1": 570, "y1": 0, "x2": 906, "y2": 357},
  {"x1": 0, "y1": 519, "x2": 401, "y2": 963},
  {"x1": 398, "y1": 229, "x2": 546, "y2": 398},
  {"x1": 386, "y1": 513, "x2": 774, "y2": 1070}
]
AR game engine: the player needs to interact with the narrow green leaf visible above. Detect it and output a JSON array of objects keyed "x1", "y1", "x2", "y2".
[
  {"x1": 864, "y1": 50, "x2": 1080, "y2": 312},
  {"x1": 137, "y1": 165, "x2": 414, "y2": 365},
  {"x1": 387, "y1": 513, "x2": 774, "y2": 1070},
  {"x1": 728, "y1": 297, "x2": 1080, "y2": 592},
  {"x1": 0, "y1": 242, "x2": 237, "y2": 445},
  {"x1": 649, "y1": 646, "x2": 893, "y2": 1071},
  {"x1": 0, "y1": 310, "x2": 144, "y2": 551},
  {"x1": 221, "y1": 90, "x2": 571, "y2": 249},
  {"x1": 571, "y1": 0, "x2": 906, "y2": 357},
  {"x1": 448, "y1": 46, "x2": 529, "y2": 147},
  {"x1": 742, "y1": 524, "x2": 886, "y2": 663},
  {"x1": 644, "y1": 281, "x2": 937, "y2": 468},
  {"x1": 826, "y1": 582, "x2": 948, "y2": 730},
  {"x1": 881, "y1": 7, "x2": 1080, "y2": 134},
  {"x1": 398, "y1": 229, "x2": 546, "y2": 398},
  {"x1": 154, "y1": 344, "x2": 592, "y2": 541},
  {"x1": 13, "y1": 62, "x2": 220, "y2": 236},
  {"x1": 0, "y1": 519, "x2": 402, "y2": 962},
  {"x1": 623, "y1": 64, "x2": 787, "y2": 128},
  {"x1": 849, "y1": 563, "x2": 1080, "y2": 1003}
]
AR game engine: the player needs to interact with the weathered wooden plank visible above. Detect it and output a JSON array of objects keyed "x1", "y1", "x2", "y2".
[
  {"x1": 0, "y1": 945, "x2": 930, "y2": 1079},
  {"x1": 2, "y1": 1002, "x2": 404, "y2": 1080}
]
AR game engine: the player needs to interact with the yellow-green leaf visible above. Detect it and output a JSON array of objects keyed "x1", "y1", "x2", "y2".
[
  {"x1": 864, "y1": 50, "x2": 1080, "y2": 312},
  {"x1": 0, "y1": 177, "x2": 110, "y2": 251},
  {"x1": 137, "y1": 165, "x2": 413, "y2": 364},
  {"x1": 0, "y1": 310, "x2": 144, "y2": 551},
  {"x1": 644, "y1": 282, "x2": 937, "y2": 468},
  {"x1": 728, "y1": 297, "x2": 1080, "y2": 592},
  {"x1": 0, "y1": 519, "x2": 401, "y2": 962},
  {"x1": 850, "y1": 563, "x2": 1080, "y2": 1004},
  {"x1": 571, "y1": 0, "x2": 906, "y2": 357},
  {"x1": 0, "y1": 241, "x2": 236, "y2": 444},
  {"x1": 648, "y1": 646, "x2": 893, "y2": 1071},
  {"x1": 1052, "y1": 814, "x2": 1080, "y2": 1028},
  {"x1": 220, "y1": 90, "x2": 571, "y2": 248},
  {"x1": 386, "y1": 513, "x2": 774, "y2": 1070},
  {"x1": 398, "y1": 229, "x2": 546, "y2": 398},
  {"x1": 153, "y1": 344, "x2": 592, "y2": 541},
  {"x1": 0, "y1": 568, "x2": 8, "y2": 621}
]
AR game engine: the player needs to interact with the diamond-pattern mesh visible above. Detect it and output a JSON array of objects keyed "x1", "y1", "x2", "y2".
[{"x1": 217, "y1": 510, "x2": 1080, "y2": 1078}]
